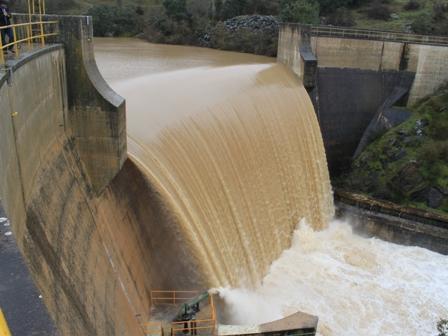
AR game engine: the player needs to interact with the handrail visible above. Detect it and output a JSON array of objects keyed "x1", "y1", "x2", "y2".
[
  {"x1": 150, "y1": 290, "x2": 200, "y2": 305},
  {"x1": 150, "y1": 290, "x2": 217, "y2": 335},
  {"x1": 282, "y1": 23, "x2": 448, "y2": 46},
  {"x1": 0, "y1": 19, "x2": 59, "y2": 66}
]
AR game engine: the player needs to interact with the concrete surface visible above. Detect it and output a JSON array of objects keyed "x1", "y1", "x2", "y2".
[
  {"x1": 335, "y1": 190, "x2": 448, "y2": 254},
  {"x1": 0, "y1": 205, "x2": 57, "y2": 336},
  {"x1": 0, "y1": 24, "x2": 145, "y2": 336}
]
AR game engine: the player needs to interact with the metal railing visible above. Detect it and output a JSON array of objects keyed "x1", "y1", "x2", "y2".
[
  {"x1": 311, "y1": 25, "x2": 448, "y2": 46},
  {"x1": 282, "y1": 23, "x2": 448, "y2": 46},
  {"x1": 150, "y1": 290, "x2": 200, "y2": 306},
  {"x1": 0, "y1": 19, "x2": 59, "y2": 65},
  {"x1": 149, "y1": 291, "x2": 217, "y2": 336}
]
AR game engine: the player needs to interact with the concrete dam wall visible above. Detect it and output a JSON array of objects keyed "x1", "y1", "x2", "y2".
[
  {"x1": 0, "y1": 16, "x2": 204, "y2": 335},
  {"x1": 278, "y1": 24, "x2": 448, "y2": 174}
]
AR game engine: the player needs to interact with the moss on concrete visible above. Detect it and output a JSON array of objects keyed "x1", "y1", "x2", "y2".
[{"x1": 339, "y1": 84, "x2": 448, "y2": 213}]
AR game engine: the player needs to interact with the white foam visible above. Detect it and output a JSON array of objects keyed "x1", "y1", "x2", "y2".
[{"x1": 219, "y1": 219, "x2": 448, "y2": 336}]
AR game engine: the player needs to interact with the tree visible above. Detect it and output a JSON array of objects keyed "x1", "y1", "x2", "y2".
[
  {"x1": 87, "y1": 5, "x2": 143, "y2": 37},
  {"x1": 279, "y1": 0, "x2": 320, "y2": 24},
  {"x1": 163, "y1": 0, "x2": 189, "y2": 20},
  {"x1": 219, "y1": 0, "x2": 248, "y2": 20}
]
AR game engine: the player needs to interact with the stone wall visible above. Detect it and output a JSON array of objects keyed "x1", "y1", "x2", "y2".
[{"x1": 335, "y1": 191, "x2": 448, "y2": 255}]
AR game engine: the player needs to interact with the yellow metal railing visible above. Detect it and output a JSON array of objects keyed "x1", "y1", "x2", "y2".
[
  {"x1": 1, "y1": 0, "x2": 58, "y2": 66},
  {"x1": 150, "y1": 290, "x2": 200, "y2": 305},
  {"x1": 149, "y1": 291, "x2": 217, "y2": 336},
  {"x1": 0, "y1": 20, "x2": 59, "y2": 65}
]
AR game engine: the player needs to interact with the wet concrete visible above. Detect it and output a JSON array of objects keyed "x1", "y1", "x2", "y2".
[{"x1": 0, "y1": 204, "x2": 57, "y2": 335}]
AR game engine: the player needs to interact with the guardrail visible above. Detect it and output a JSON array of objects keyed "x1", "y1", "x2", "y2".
[
  {"x1": 150, "y1": 290, "x2": 200, "y2": 305},
  {"x1": 311, "y1": 25, "x2": 448, "y2": 46},
  {"x1": 283, "y1": 23, "x2": 448, "y2": 46},
  {"x1": 149, "y1": 291, "x2": 217, "y2": 336},
  {"x1": 0, "y1": 19, "x2": 59, "y2": 66}
]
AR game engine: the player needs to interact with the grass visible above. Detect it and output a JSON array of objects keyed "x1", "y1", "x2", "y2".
[{"x1": 352, "y1": 0, "x2": 441, "y2": 33}]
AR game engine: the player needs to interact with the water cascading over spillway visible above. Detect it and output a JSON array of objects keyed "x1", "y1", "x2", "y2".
[
  {"x1": 96, "y1": 39, "x2": 333, "y2": 287},
  {"x1": 95, "y1": 39, "x2": 448, "y2": 335}
]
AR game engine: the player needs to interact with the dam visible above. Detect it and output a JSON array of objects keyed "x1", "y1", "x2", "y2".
[{"x1": 0, "y1": 13, "x2": 447, "y2": 336}]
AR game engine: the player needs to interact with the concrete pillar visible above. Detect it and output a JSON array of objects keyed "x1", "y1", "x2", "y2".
[{"x1": 55, "y1": 15, "x2": 127, "y2": 195}]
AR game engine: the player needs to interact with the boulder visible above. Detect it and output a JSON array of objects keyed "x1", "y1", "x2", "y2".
[{"x1": 427, "y1": 188, "x2": 445, "y2": 209}]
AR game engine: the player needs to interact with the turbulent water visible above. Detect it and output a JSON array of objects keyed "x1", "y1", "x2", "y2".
[
  {"x1": 95, "y1": 38, "x2": 448, "y2": 335},
  {"x1": 218, "y1": 220, "x2": 448, "y2": 336}
]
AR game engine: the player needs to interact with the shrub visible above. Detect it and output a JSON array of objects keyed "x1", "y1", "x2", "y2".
[
  {"x1": 87, "y1": 5, "x2": 144, "y2": 37},
  {"x1": 438, "y1": 319, "x2": 448, "y2": 336},
  {"x1": 433, "y1": 1, "x2": 448, "y2": 21},
  {"x1": 404, "y1": 0, "x2": 421, "y2": 11},
  {"x1": 428, "y1": 112, "x2": 448, "y2": 140},
  {"x1": 411, "y1": 13, "x2": 434, "y2": 34},
  {"x1": 419, "y1": 141, "x2": 448, "y2": 165},
  {"x1": 366, "y1": 1, "x2": 391, "y2": 20},
  {"x1": 279, "y1": 0, "x2": 320, "y2": 24},
  {"x1": 327, "y1": 7, "x2": 355, "y2": 26},
  {"x1": 163, "y1": 0, "x2": 190, "y2": 20},
  {"x1": 219, "y1": 0, "x2": 248, "y2": 19}
]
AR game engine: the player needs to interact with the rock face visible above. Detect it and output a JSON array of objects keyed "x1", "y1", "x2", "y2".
[
  {"x1": 340, "y1": 85, "x2": 448, "y2": 214},
  {"x1": 222, "y1": 15, "x2": 279, "y2": 32}
]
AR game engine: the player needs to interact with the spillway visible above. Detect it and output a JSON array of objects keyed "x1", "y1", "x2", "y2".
[
  {"x1": 96, "y1": 38, "x2": 334, "y2": 287},
  {"x1": 94, "y1": 38, "x2": 448, "y2": 335}
]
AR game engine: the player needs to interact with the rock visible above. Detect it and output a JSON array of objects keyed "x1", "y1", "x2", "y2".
[
  {"x1": 389, "y1": 161, "x2": 426, "y2": 196},
  {"x1": 427, "y1": 187, "x2": 444, "y2": 208},
  {"x1": 391, "y1": 13, "x2": 400, "y2": 20},
  {"x1": 392, "y1": 148, "x2": 407, "y2": 161}
]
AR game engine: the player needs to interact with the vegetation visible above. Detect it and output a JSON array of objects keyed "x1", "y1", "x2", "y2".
[
  {"x1": 339, "y1": 85, "x2": 448, "y2": 213},
  {"x1": 15, "y1": 0, "x2": 448, "y2": 55},
  {"x1": 86, "y1": 5, "x2": 146, "y2": 36},
  {"x1": 438, "y1": 319, "x2": 448, "y2": 336}
]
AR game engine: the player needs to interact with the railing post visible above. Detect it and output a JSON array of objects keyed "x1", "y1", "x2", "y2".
[
  {"x1": 38, "y1": 0, "x2": 44, "y2": 46},
  {"x1": 27, "y1": 23, "x2": 32, "y2": 50},
  {"x1": 0, "y1": 29, "x2": 4, "y2": 66},
  {"x1": 12, "y1": 26, "x2": 19, "y2": 57},
  {"x1": 173, "y1": 291, "x2": 176, "y2": 305}
]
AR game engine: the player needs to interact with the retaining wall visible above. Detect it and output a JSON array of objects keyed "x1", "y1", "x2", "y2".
[{"x1": 278, "y1": 24, "x2": 448, "y2": 174}]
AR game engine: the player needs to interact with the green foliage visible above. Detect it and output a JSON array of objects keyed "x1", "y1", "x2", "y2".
[
  {"x1": 219, "y1": 0, "x2": 248, "y2": 19},
  {"x1": 163, "y1": 0, "x2": 189, "y2": 20},
  {"x1": 438, "y1": 319, "x2": 448, "y2": 336},
  {"x1": 279, "y1": 0, "x2": 320, "y2": 24},
  {"x1": 327, "y1": 7, "x2": 356, "y2": 26},
  {"x1": 403, "y1": 0, "x2": 421, "y2": 11},
  {"x1": 87, "y1": 4, "x2": 144, "y2": 37},
  {"x1": 366, "y1": 1, "x2": 391, "y2": 20},
  {"x1": 341, "y1": 84, "x2": 448, "y2": 213},
  {"x1": 411, "y1": 13, "x2": 434, "y2": 34}
]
